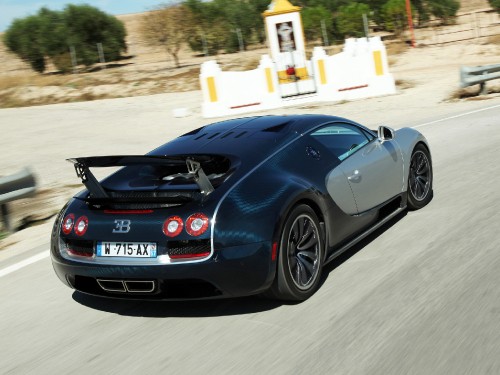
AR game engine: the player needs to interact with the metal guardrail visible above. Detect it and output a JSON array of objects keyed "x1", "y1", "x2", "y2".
[
  {"x1": 0, "y1": 168, "x2": 37, "y2": 232},
  {"x1": 460, "y1": 64, "x2": 500, "y2": 94}
]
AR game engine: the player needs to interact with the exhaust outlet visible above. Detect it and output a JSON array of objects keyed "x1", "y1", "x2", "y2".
[
  {"x1": 125, "y1": 280, "x2": 155, "y2": 293},
  {"x1": 97, "y1": 279, "x2": 156, "y2": 293},
  {"x1": 97, "y1": 279, "x2": 126, "y2": 293}
]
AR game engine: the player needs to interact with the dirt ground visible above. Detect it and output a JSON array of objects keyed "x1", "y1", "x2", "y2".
[{"x1": 0, "y1": 0, "x2": 499, "y2": 252}]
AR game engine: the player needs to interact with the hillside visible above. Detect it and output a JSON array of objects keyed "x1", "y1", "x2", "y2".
[{"x1": 459, "y1": 0, "x2": 491, "y2": 12}]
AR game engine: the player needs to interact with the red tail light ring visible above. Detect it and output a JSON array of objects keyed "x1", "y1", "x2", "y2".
[
  {"x1": 163, "y1": 216, "x2": 184, "y2": 237},
  {"x1": 74, "y1": 216, "x2": 89, "y2": 236},
  {"x1": 61, "y1": 214, "x2": 75, "y2": 235},
  {"x1": 186, "y1": 213, "x2": 209, "y2": 237}
]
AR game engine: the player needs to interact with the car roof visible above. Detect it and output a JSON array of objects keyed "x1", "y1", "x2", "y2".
[{"x1": 151, "y1": 115, "x2": 348, "y2": 162}]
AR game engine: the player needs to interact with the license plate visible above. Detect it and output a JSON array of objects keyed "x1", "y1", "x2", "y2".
[{"x1": 96, "y1": 242, "x2": 157, "y2": 258}]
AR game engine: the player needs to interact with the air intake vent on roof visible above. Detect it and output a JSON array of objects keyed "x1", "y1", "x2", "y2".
[
  {"x1": 220, "y1": 131, "x2": 234, "y2": 139},
  {"x1": 262, "y1": 121, "x2": 291, "y2": 133},
  {"x1": 234, "y1": 131, "x2": 247, "y2": 138},
  {"x1": 182, "y1": 127, "x2": 205, "y2": 136},
  {"x1": 207, "y1": 132, "x2": 221, "y2": 140},
  {"x1": 194, "y1": 133, "x2": 207, "y2": 140}
]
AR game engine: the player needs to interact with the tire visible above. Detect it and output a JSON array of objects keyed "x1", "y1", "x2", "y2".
[
  {"x1": 407, "y1": 144, "x2": 433, "y2": 210},
  {"x1": 269, "y1": 204, "x2": 324, "y2": 301}
]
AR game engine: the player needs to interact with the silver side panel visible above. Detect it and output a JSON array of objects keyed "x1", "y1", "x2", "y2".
[
  {"x1": 325, "y1": 126, "x2": 429, "y2": 215},
  {"x1": 326, "y1": 167, "x2": 358, "y2": 215},
  {"x1": 338, "y1": 139, "x2": 404, "y2": 213}
]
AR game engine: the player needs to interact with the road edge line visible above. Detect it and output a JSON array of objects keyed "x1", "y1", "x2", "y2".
[
  {"x1": 0, "y1": 251, "x2": 49, "y2": 278},
  {"x1": 413, "y1": 104, "x2": 500, "y2": 129}
]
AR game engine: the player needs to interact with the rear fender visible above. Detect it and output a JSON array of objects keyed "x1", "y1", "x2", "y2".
[
  {"x1": 214, "y1": 176, "x2": 332, "y2": 288},
  {"x1": 271, "y1": 186, "x2": 333, "y2": 262}
]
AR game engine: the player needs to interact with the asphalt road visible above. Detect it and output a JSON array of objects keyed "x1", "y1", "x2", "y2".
[{"x1": 1, "y1": 103, "x2": 500, "y2": 374}]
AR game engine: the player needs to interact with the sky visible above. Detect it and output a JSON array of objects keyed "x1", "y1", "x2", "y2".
[{"x1": 0, "y1": 0, "x2": 166, "y2": 32}]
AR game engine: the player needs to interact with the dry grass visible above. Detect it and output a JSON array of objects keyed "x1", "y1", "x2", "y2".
[
  {"x1": 0, "y1": 70, "x2": 121, "y2": 91},
  {"x1": 488, "y1": 34, "x2": 500, "y2": 45},
  {"x1": 386, "y1": 41, "x2": 409, "y2": 65},
  {"x1": 447, "y1": 84, "x2": 500, "y2": 101},
  {"x1": 396, "y1": 79, "x2": 416, "y2": 89},
  {"x1": 0, "y1": 79, "x2": 115, "y2": 108},
  {"x1": 386, "y1": 42, "x2": 408, "y2": 56},
  {"x1": 0, "y1": 74, "x2": 64, "y2": 91},
  {"x1": 448, "y1": 87, "x2": 479, "y2": 100},
  {"x1": 0, "y1": 62, "x2": 203, "y2": 108}
]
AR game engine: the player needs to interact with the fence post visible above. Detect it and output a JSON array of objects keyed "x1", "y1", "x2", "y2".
[
  {"x1": 236, "y1": 28, "x2": 244, "y2": 52},
  {"x1": 201, "y1": 32, "x2": 209, "y2": 57},
  {"x1": 321, "y1": 19, "x2": 329, "y2": 46},
  {"x1": 97, "y1": 43, "x2": 106, "y2": 69},
  {"x1": 363, "y1": 14, "x2": 370, "y2": 40},
  {"x1": 70, "y1": 45, "x2": 77, "y2": 74}
]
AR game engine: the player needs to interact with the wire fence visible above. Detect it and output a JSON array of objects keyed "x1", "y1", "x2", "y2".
[{"x1": 419, "y1": 10, "x2": 500, "y2": 45}]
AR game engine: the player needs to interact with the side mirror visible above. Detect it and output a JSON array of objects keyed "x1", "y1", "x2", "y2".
[{"x1": 377, "y1": 126, "x2": 395, "y2": 142}]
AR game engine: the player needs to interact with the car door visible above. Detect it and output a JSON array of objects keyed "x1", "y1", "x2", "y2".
[
  {"x1": 339, "y1": 135, "x2": 404, "y2": 213},
  {"x1": 311, "y1": 122, "x2": 404, "y2": 214}
]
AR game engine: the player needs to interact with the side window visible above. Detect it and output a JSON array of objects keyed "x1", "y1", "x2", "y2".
[{"x1": 310, "y1": 123, "x2": 374, "y2": 161}]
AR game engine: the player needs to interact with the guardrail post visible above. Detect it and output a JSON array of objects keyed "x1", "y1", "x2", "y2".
[
  {"x1": 1, "y1": 203, "x2": 12, "y2": 233},
  {"x1": 479, "y1": 82, "x2": 487, "y2": 95}
]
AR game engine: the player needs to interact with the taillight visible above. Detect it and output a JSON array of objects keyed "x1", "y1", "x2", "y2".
[
  {"x1": 271, "y1": 242, "x2": 278, "y2": 261},
  {"x1": 186, "y1": 213, "x2": 209, "y2": 236},
  {"x1": 61, "y1": 214, "x2": 75, "y2": 235},
  {"x1": 74, "y1": 216, "x2": 89, "y2": 236},
  {"x1": 170, "y1": 252, "x2": 210, "y2": 260},
  {"x1": 163, "y1": 216, "x2": 184, "y2": 237}
]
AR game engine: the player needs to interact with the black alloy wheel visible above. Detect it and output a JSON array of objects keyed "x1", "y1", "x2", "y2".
[
  {"x1": 408, "y1": 144, "x2": 433, "y2": 210},
  {"x1": 269, "y1": 204, "x2": 324, "y2": 301}
]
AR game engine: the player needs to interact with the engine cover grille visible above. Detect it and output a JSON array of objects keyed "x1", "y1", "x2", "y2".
[{"x1": 63, "y1": 239, "x2": 94, "y2": 257}]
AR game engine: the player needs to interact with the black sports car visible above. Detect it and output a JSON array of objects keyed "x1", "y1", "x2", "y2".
[{"x1": 51, "y1": 114, "x2": 432, "y2": 301}]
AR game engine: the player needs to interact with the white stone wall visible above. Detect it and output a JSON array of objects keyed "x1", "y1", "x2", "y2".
[
  {"x1": 312, "y1": 37, "x2": 396, "y2": 102},
  {"x1": 200, "y1": 37, "x2": 396, "y2": 118}
]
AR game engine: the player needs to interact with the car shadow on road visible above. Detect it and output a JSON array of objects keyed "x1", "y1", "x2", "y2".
[
  {"x1": 72, "y1": 291, "x2": 284, "y2": 317},
  {"x1": 317, "y1": 210, "x2": 408, "y2": 289},
  {"x1": 73, "y1": 210, "x2": 408, "y2": 318}
]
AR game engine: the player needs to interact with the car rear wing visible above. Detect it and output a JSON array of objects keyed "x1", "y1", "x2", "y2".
[{"x1": 67, "y1": 155, "x2": 215, "y2": 200}]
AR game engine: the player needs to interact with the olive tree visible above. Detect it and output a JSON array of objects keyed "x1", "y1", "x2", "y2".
[
  {"x1": 336, "y1": 2, "x2": 371, "y2": 38},
  {"x1": 302, "y1": 6, "x2": 333, "y2": 42},
  {"x1": 3, "y1": 5, "x2": 126, "y2": 73},
  {"x1": 489, "y1": 0, "x2": 500, "y2": 12},
  {"x1": 140, "y1": 4, "x2": 193, "y2": 68}
]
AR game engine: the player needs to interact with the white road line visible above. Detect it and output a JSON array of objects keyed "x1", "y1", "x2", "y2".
[
  {"x1": 413, "y1": 104, "x2": 500, "y2": 128},
  {"x1": 0, "y1": 251, "x2": 49, "y2": 278}
]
